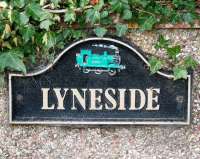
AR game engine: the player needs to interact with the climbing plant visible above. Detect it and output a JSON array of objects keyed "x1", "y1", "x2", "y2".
[{"x1": 0, "y1": 0, "x2": 199, "y2": 83}]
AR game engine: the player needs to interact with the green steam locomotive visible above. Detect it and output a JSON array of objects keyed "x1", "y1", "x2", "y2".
[{"x1": 75, "y1": 49, "x2": 125, "y2": 76}]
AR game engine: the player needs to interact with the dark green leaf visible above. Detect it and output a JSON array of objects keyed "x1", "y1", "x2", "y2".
[
  {"x1": 12, "y1": 0, "x2": 25, "y2": 8},
  {"x1": 20, "y1": 26, "x2": 35, "y2": 43},
  {"x1": 0, "y1": 51, "x2": 26, "y2": 73},
  {"x1": 167, "y1": 45, "x2": 181, "y2": 60},
  {"x1": 155, "y1": 35, "x2": 170, "y2": 49},
  {"x1": 27, "y1": 3, "x2": 52, "y2": 21}
]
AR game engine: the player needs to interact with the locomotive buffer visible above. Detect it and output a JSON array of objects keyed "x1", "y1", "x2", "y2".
[{"x1": 75, "y1": 44, "x2": 125, "y2": 76}]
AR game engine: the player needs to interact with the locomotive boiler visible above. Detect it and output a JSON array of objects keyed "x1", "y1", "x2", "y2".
[{"x1": 75, "y1": 49, "x2": 125, "y2": 76}]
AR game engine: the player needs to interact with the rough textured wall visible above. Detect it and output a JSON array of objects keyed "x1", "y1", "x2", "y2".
[{"x1": 0, "y1": 30, "x2": 200, "y2": 159}]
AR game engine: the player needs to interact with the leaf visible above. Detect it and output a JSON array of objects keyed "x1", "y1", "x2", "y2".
[
  {"x1": 173, "y1": 66, "x2": 188, "y2": 80},
  {"x1": 183, "y1": 13, "x2": 195, "y2": 24},
  {"x1": 20, "y1": 26, "x2": 35, "y2": 43},
  {"x1": 184, "y1": 56, "x2": 198, "y2": 69},
  {"x1": 109, "y1": 0, "x2": 124, "y2": 13},
  {"x1": 100, "y1": 10, "x2": 109, "y2": 18},
  {"x1": 79, "y1": 0, "x2": 90, "y2": 8},
  {"x1": 122, "y1": 9, "x2": 132, "y2": 20},
  {"x1": 149, "y1": 57, "x2": 163, "y2": 74},
  {"x1": 42, "y1": 32, "x2": 56, "y2": 48},
  {"x1": 86, "y1": 8, "x2": 100, "y2": 24},
  {"x1": 115, "y1": 24, "x2": 128, "y2": 37},
  {"x1": 13, "y1": 0, "x2": 25, "y2": 8},
  {"x1": 40, "y1": 19, "x2": 54, "y2": 31},
  {"x1": 27, "y1": 3, "x2": 52, "y2": 21},
  {"x1": 140, "y1": 16, "x2": 157, "y2": 31},
  {"x1": 167, "y1": 45, "x2": 181, "y2": 60},
  {"x1": 64, "y1": 10, "x2": 76, "y2": 23},
  {"x1": 19, "y1": 12, "x2": 29, "y2": 25},
  {"x1": 94, "y1": 27, "x2": 107, "y2": 37},
  {"x1": 155, "y1": 35, "x2": 170, "y2": 49},
  {"x1": 0, "y1": 51, "x2": 26, "y2": 73}
]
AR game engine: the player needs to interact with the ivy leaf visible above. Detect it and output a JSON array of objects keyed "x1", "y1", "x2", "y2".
[
  {"x1": 20, "y1": 26, "x2": 35, "y2": 43},
  {"x1": 40, "y1": 19, "x2": 54, "y2": 31},
  {"x1": 64, "y1": 10, "x2": 76, "y2": 23},
  {"x1": 13, "y1": 0, "x2": 25, "y2": 8},
  {"x1": 115, "y1": 24, "x2": 128, "y2": 37},
  {"x1": 79, "y1": 0, "x2": 90, "y2": 8},
  {"x1": 27, "y1": 3, "x2": 52, "y2": 21},
  {"x1": 122, "y1": 9, "x2": 132, "y2": 20},
  {"x1": 184, "y1": 56, "x2": 198, "y2": 69},
  {"x1": 0, "y1": 51, "x2": 26, "y2": 73},
  {"x1": 109, "y1": 0, "x2": 124, "y2": 13},
  {"x1": 155, "y1": 35, "x2": 170, "y2": 49},
  {"x1": 19, "y1": 12, "x2": 29, "y2": 25},
  {"x1": 101, "y1": 11, "x2": 109, "y2": 18},
  {"x1": 94, "y1": 27, "x2": 107, "y2": 37},
  {"x1": 140, "y1": 16, "x2": 157, "y2": 31},
  {"x1": 42, "y1": 32, "x2": 56, "y2": 48},
  {"x1": 173, "y1": 66, "x2": 188, "y2": 80},
  {"x1": 86, "y1": 8, "x2": 100, "y2": 24},
  {"x1": 183, "y1": 13, "x2": 195, "y2": 24},
  {"x1": 149, "y1": 57, "x2": 163, "y2": 74},
  {"x1": 167, "y1": 45, "x2": 181, "y2": 60}
]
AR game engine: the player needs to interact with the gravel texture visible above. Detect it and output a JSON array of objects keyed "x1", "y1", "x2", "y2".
[{"x1": 0, "y1": 30, "x2": 200, "y2": 159}]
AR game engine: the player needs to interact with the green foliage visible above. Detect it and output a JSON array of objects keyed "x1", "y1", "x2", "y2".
[
  {"x1": 140, "y1": 16, "x2": 157, "y2": 31},
  {"x1": 64, "y1": 10, "x2": 76, "y2": 23},
  {"x1": 155, "y1": 35, "x2": 170, "y2": 49},
  {"x1": 115, "y1": 24, "x2": 128, "y2": 37},
  {"x1": 0, "y1": 0, "x2": 199, "y2": 81},
  {"x1": 166, "y1": 45, "x2": 181, "y2": 60},
  {"x1": 94, "y1": 27, "x2": 107, "y2": 37},
  {"x1": 184, "y1": 56, "x2": 198, "y2": 70},
  {"x1": 173, "y1": 66, "x2": 188, "y2": 80},
  {"x1": 150, "y1": 35, "x2": 198, "y2": 80},
  {"x1": 149, "y1": 57, "x2": 163, "y2": 74},
  {"x1": 0, "y1": 51, "x2": 26, "y2": 73}
]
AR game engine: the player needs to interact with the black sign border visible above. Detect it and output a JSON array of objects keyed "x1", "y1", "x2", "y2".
[{"x1": 9, "y1": 37, "x2": 192, "y2": 125}]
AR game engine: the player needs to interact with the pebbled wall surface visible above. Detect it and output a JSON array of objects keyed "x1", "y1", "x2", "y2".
[{"x1": 0, "y1": 30, "x2": 200, "y2": 159}]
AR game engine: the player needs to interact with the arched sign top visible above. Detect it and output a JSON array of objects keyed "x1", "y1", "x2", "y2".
[{"x1": 9, "y1": 37, "x2": 175, "y2": 79}]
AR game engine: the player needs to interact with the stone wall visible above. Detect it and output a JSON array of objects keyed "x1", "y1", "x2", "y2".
[{"x1": 0, "y1": 30, "x2": 200, "y2": 159}]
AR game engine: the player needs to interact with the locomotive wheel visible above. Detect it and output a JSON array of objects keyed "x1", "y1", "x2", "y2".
[
  {"x1": 83, "y1": 68, "x2": 90, "y2": 73},
  {"x1": 95, "y1": 70, "x2": 103, "y2": 74},
  {"x1": 108, "y1": 70, "x2": 117, "y2": 76}
]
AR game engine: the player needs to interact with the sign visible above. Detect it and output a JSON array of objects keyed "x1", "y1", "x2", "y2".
[{"x1": 9, "y1": 38, "x2": 192, "y2": 125}]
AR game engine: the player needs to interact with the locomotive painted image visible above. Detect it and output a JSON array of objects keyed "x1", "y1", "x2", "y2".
[{"x1": 75, "y1": 45, "x2": 125, "y2": 76}]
